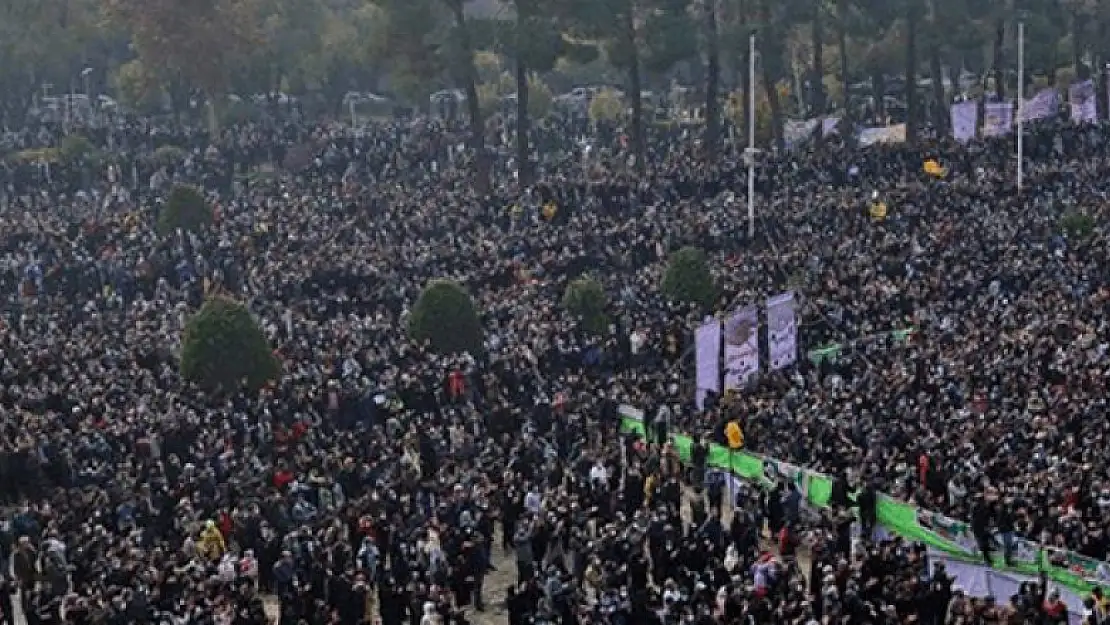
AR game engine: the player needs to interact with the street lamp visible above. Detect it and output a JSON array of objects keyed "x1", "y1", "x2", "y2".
[
  {"x1": 745, "y1": 34, "x2": 760, "y2": 240},
  {"x1": 81, "y1": 67, "x2": 93, "y2": 99},
  {"x1": 81, "y1": 67, "x2": 94, "y2": 117}
]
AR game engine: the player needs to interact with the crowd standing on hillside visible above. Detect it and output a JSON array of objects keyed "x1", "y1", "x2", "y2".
[{"x1": 0, "y1": 105, "x2": 1106, "y2": 625}]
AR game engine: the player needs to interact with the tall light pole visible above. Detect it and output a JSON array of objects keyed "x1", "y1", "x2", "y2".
[
  {"x1": 747, "y1": 33, "x2": 757, "y2": 239},
  {"x1": 81, "y1": 67, "x2": 93, "y2": 101},
  {"x1": 81, "y1": 67, "x2": 94, "y2": 123},
  {"x1": 1016, "y1": 21, "x2": 1024, "y2": 191}
]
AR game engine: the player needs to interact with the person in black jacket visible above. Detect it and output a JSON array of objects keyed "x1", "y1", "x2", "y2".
[
  {"x1": 829, "y1": 470, "x2": 851, "y2": 509},
  {"x1": 690, "y1": 437, "x2": 708, "y2": 487},
  {"x1": 857, "y1": 483, "x2": 878, "y2": 541},
  {"x1": 970, "y1": 497, "x2": 995, "y2": 567},
  {"x1": 12, "y1": 537, "x2": 36, "y2": 593},
  {"x1": 377, "y1": 577, "x2": 407, "y2": 625},
  {"x1": 996, "y1": 499, "x2": 1016, "y2": 566},
  {"x1": 0, "y1": 576, "x2": 12, "y2": 625}
]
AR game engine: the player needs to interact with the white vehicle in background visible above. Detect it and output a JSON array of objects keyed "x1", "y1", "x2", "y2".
[
  {"x1": 429, "y1": 89, "x2": 465, "y2": 120},
  {"x1": 344, "y1": 92, "x2": 395, "y2": 125},
  {"x1": 554, "y1": 85, "x2": 624, "y2": 115}
]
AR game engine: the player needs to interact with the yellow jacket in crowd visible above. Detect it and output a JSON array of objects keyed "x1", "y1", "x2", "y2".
[{"x1": 198, "y1": 520, "x2": 226, "y2": 561}]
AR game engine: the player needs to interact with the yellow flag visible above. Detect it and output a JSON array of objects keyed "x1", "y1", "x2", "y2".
[
  {"x1": 923, "y1": 159, "x2": 946, "y2": 178},
  {"x1": 725, "y1": 421, "x2": 744, "y2": 449}
]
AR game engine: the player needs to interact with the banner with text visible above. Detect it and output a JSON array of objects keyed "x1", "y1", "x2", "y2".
[
  {"x1": 723, "y1": 306, "x2": 759, "y2": 391},
  {"x1": 766, "y1": 291, "x2": 797, "y2": 370},
  {"x1": 982, "y1": 101, "x2": 1014, "y2": 137},
  {"x1": 694, "y1": 318, "x2": 721, "y2": 409},
  {"x1": 950, "y1": 101, "x2": 978, "y2": 142},
  {"x1": 857, "y1": 124, "x2": 906, "y2": 147},
  {"x1": 1020, "y1": 88, "x2": 1060, "y2": 123},
  {"x1": 784, "y1": 118, "x2": 821, "y2": 149},
  {"x1": 1069, "y1": 80, "x2": 1097, "y2": 123},
  {"x1": 764, "y1": 457, "x2": 810, "y2": 497},
  {"x1": 618, "y1": 411, "x2": 1110, "y2": 599}
]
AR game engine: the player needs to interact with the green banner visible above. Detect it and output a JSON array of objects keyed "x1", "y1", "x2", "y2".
[
  {"x1": 620, "y1": 411, "x2": 1108, "y2": 596},
  {"x1": 807, "y1": 327, "x2": 917, "y2": 365}
]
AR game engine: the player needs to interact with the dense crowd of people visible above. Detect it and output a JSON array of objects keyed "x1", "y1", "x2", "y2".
[{"x1": 0, "y1": 99, "x2": 1105, "y2": 625}]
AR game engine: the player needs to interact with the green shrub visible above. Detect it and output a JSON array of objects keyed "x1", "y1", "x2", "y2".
[
  {"x1": 152, "y1": 145, "x2": 188, "y2": 167},
  {"x1": 661, "y1": 246, "x2": 717, "y2": 308},
  {"x1": 220, "y1": 97, "x2": 263, "y2": 126},
  {"x1": 158, "y1": 185, "x2": 214, "y2": 235},
  {"x1": 409, "y1": 280, "x2": 484, "y2": 355},
  {"x1": 588, "y1": 88, "x2": 624, "y2": 122},
  {"x1": 1060, "y1": 210, "x2": 1095, "y2": 239},
  {"x1": 180, "y1": 296, "x2": 280, "y2": 393},
  {"x1": 58, "y1": 134, "x2": 96, "y2": 164},
  {"x1": 527, "y1": 75, "x2": 554, "y2": 120},
  {"x1": 563, "y1": 276, "x2": 609, "y2": 335}
]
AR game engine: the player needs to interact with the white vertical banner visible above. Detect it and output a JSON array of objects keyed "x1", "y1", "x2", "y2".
[
  {"x1": 1069, "y1": 80, "x2": 1097, "y2": 123},
  {"x1": 723, "y1": 306, "x2": 760, "y2": 390},
  {"x1": 982, "y1": 101, "x2": 1014, "y2": 137},
  {"x1": 949, "y1": 101, "x2": 978, "y2": 142},
  {"x1": 766, "y1": 291, "x2": 798, "y2": 370},
  {"x1": 694, "y1": 318, "x2": 721, "y2": 409}
]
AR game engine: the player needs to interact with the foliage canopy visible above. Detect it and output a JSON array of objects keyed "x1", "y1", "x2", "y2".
[
  {"x1": 661, "y1": 246, "x2": 717, "y2": 309},
  {"x1": 180, "y1": 296, "x2": 280, "y2": 393},
  {"x1": 409, "y1": 279, "x2": 485, "y2": 355},
  {"x1": 563, "y1": 276, "x2": 610, "y2": 335},
  {"x1": 3, "y1": 0, "x2": 1110, "y2": 159},
  {"x1": 158, "y1": 185, "x2": 214, "y2": 236}
]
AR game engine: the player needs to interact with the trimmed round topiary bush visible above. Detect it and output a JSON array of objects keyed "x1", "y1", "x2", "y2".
[
  {"x1": 661, "y1": 246, "x2": 717, "y2": 309},
  {"x1": 1060, "y1": 210, "x2": 1095, "y2": 239},
  {"x1": 180, "y1": 296, "x2": 280, "y2": 393},
  {"x1": 409, "y1": 279, "x2": 484, "y2": 355},
  {"x1": 563, "y1": 276, "x2": 609, "y2": 335},
  {"x1": 158, "y1": 185, "x2": 214, "y2": 235}
]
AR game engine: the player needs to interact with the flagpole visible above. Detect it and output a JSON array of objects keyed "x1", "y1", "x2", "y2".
[
  {"x1": 1017, "y1": 21, "x2": 1024, "y2": 192},
  {"x1": 747, "y1": 33, "x2": 756, "y2": 239}
]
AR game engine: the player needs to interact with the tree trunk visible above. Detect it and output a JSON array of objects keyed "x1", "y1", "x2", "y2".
[
  {"x1": 629, "y1": 63, "x2": 645, "y2": 173},
  {"x1": 929, "y1": 45, "x2": 946, "y2": 133},
  {"x1": 515, "y1": 59, "x2": 532, "y2": 185},
  {"x1": 904, "y1": 0, "x2": 918, "y2": 143},
  {"x1": 761, "y1": 43, "x2": 785, "y2": 150},
  {"x1": 811, "y1": 0, "x2": 826, "y2": 121},
  {"x1": 837, "y1": 0, "x2": 850, "y2": 111},
  {"x1": 704, "y1": 0, "x2": 722, "y2": 161},
  {"x1": 449, "y1": 0, "x2": 489, "y2": 191},
  {"x1": 624, "y1": 7, "x2": 646, "y2": 173},
  {"x1": 755, "y1": 0, "x2": 784, "y2": 148},
  {"x1": 741, "y1": 44, "x2": 751, "y2": 146},
  {"x1": 872, "y1": 72, "x2": 886, "y2": 121},
  {"x1": 1071, "y1": 11, "x2": 1085, "y2": 79},
  {"x1": 206, "y1": 94, "x2": 221, "y2": 134},
  {"x1": 1099, "y1": 18, "x2": 1109, "y2": 119},
  {"x1": 991, "y1": 18, "x2": 1005, "y2": 99}
]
